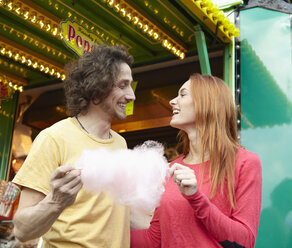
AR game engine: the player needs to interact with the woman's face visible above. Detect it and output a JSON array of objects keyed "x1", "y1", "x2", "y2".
[{"x1": 169, "y1": 80, "x2": 196, "y2": 131}]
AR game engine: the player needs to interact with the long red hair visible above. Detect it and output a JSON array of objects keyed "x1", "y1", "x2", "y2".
[{"x1": 177, "y1": 73, "x2": 240, "y2": 209}]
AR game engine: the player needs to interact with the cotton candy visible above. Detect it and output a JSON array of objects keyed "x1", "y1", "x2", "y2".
[{"x1": 75, "y1": 140, "x2": 169, "y2": 213}]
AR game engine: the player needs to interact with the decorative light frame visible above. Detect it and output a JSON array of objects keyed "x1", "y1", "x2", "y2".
[
  {"x1": 0, "y1": 42, "x2": 66, "y2": 80},
  {"x1": 98, "y1": 0, "x2": 186, "y2": 59},
  {"x1": 0, "y1": 74, "x2": 24, "y2": 92},
  {"x1": 178, "y1": 0, "x2": 240, "y2": 43}
]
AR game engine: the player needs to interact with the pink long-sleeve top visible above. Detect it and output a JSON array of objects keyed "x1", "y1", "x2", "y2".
[{"x1": 131, "y1": 147, "x2": 262, "y2": 248}]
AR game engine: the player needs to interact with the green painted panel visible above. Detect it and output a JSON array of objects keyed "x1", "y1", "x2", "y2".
[
  {"x1": 240, "y1": 8, "x2": 292, "y2": 248},
  {"x1": 0, "y1": 91, "x2": 18, "y2": 180}
]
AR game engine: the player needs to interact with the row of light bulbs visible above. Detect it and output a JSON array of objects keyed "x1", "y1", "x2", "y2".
[
  {"x1": 2, "y1": 0, "x2": 122, "y2": 52},
  {"x1": 0, "y1": 46, "x2": 66, "y2": 80},
  {"x1": 0, "y1": 76, "x2": 23, "y2": 92},
  {"x1": 0, "y1": 0, "x2": 62, "y2": 38},
  {"x1": 0, "y1": 22, "x2": 69, "y2": 62},
  {"x1": 100, "y1": 0, "x2": 186, "y2": 59},
  {"x1": 191, "y1": 0, "x2": 240, "y2": 39},
  {"x1": 1, "y1": 0, "x2": 186, "y2": 59}
]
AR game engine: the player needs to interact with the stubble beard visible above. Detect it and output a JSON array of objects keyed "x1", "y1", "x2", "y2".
[{"x1": 100, "y1": 101, "x2": 126, "y2": 121}]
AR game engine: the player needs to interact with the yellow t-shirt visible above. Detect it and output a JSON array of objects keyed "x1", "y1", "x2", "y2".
[{"x1": 13, "y1": 117, "x2": 130, "y2": 248}]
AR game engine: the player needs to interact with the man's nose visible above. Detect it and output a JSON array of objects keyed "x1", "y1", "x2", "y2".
[{"x1": 126, "y1": 86, "x2": 136, "y2": 101}]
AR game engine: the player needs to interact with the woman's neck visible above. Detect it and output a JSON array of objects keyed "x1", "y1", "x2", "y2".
[{"x1": 183, "y1": 131, "x2": 209, "y2": 164}]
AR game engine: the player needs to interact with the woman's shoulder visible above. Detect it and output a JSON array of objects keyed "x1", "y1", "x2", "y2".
[
  {"x1": 236, "y1": 147, "x2": 261, "y2": 161},
  {"x1": 235, "y1": 147, "x2": 262, "y2": 171}
]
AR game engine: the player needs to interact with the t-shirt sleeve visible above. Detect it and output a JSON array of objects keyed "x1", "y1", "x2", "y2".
[
  {"x1": 12, "y1": 130, "x2": 62, "y2": 195},
  {"x1": 183, "y1": 152, "x2": 262, "y2": 248},
  {"x1": 131, "y1": 207, "x2": 161, "y2": 248}
]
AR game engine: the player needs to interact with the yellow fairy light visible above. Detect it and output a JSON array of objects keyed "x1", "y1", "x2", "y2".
[
  {"x1": 61, "y1": 74, "x2": 66, "y2": 80},
  {"x1": 33, "y1": 62, "x2": 38, "y2": 68},
  {"x1": 45, "y1": 67, "x2": 49, "y2": 73},
  {"x1": 40, "y1": 64, "x2": 44, "y2": 71},
  {"x1": 163, "y1": 40, "x2": 168, "y2": 47},
  {"x1": 9, "y1": 82, "x2": 12, "y2": 87},
  {"x1": 27, "y1": 59, "x2": 32, "y2": 66},
  {"x1": 0, "y1": 48, "x2": 5, "y2": 55},
  {"x1": 24, "y1": 11, "x2": 29, "y2": 19},
  {"x1": 19, "y1": 86, "x2": 23, "y2": 92},
  {"x1": 7, "y1": 50, "x2": 12, "y2": 57},
  {"x1": 39, "y1": 20, "x2": 44, "y2": 28},
  {"x1": 14, "y1": 53, "x2": 19, "y2": 60},
  {"x1": 108, "y1": 0, "x2": 115, "y2": 6},
  {"x1": 120, "y1": 8, "x2": 126, "y2": 16},
  {"x1": 133, "y1": 16, "x2": 139, "y2": 24},
  {"x1": 52, "y1": 27, "x2": 58, "y2": 36},
  {"x1": 234, "y1": 28, "x2": 240, "y2": 37},
  {"x1": 8, "y1": 2, "x2": 12, "y2": 10},
  {"x1": 31, "y1": 16, "x2": 37, "y2": 23},
  {"x1": 56, "y1": 72, "x2": 60, "y2": 78},
  {"x1": 143, "y1": 24, "x2": 148, "y2": 32},
  {"x1": 13, "y1": 84, "x2": 18, "y2": 90},
  {"x1": 167, "y1": 43, "x2": 172, "y2": 49},
  {"x1": 46, "y1": 24, "x2": 51, "y2": 31},
  {"x1": 21, "y1": 56, "x2": 26, "y2": 63},
  {"x1": 153, "y1": 32, "x2": 159, "y2": 39},
  {"x1": 114, "y1": 4, "x2": 120, "y2": 12},
  {"x1": 180, "y1": 53, "x2": 185, "y2": 60},
  {"x1": 50, "y1": 68, "x2": 55, "y2": 75},
  {"x1": 138, "y1": 22, "x2": 143, "y2": 29},
  {"x1": 15, "y1": 7, "x2": 20, "y2": 15},
  {"x1": 126, "y1": 13, "x2": 132, "y2": 21}
]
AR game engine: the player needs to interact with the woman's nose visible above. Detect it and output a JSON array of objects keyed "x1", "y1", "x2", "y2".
[{"x1": 169, "y1": 97, "x2": 177, "y2": 106}]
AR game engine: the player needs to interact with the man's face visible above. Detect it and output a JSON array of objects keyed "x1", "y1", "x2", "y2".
[{"x1": 100, "y1": 62, "x2": 135, "y2": 121}]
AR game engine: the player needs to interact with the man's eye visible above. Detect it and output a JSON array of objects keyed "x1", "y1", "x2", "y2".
[{"x1": 118, "y1": 84, "x2": 126, "y2": 89}]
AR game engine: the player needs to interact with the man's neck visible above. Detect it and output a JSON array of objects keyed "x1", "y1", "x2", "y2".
[{"x1": 76, "y1": 108, "x2": 112, "y2": 139}]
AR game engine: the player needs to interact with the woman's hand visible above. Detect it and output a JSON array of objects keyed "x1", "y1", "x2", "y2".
[{"x1": 169, "y1": 163, "x2": 198, "y2": 196}]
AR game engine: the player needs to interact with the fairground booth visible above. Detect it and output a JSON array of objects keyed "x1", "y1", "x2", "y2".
[{"x1": 0, "y1": 0, "x2": 291, "y2": 247}]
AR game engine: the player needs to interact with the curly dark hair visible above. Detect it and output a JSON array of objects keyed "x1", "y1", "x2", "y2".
[{"x1": 64, "y1": 44, "x2": 133, "y2": 116}]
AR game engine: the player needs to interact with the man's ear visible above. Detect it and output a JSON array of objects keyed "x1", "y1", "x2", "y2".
[{"x1": 92, "y1": 98, "x2": 101, "y2": 105}]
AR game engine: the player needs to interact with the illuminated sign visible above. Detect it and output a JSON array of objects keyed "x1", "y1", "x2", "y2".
[{"x1": 60, "y1": 20, "x2": 103, "y2": 56}]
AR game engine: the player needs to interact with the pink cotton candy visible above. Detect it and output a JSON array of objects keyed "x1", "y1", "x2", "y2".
[{"x1": 75, "y1": 140, "x2": 169, "y2": 213}]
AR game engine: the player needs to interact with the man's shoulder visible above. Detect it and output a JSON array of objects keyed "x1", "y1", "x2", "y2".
[
  {"x1": 110, "y1": 130, "x2": 127, "y2": 148},
  {"x1": 42, "y1": 118, "x2": 73, "y2": 134}
]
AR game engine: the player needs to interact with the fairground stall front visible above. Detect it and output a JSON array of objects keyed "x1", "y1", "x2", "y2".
[{"x1": 0, "y1": 0, "x2": 291, "y2": 247}]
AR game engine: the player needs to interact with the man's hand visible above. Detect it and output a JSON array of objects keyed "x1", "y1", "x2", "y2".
[
  {"x1": 48, "y1": 164, "x2": 83, "y2": 210},
  {"x1": 13, "y1": 165, "x2": 83, "y2": 242},
  {"x1": 169, "y1": 163, "x2": 197, "y2": 196}
]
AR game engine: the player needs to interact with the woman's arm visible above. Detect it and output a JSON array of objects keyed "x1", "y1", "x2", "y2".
[{"x1": 184, "y1": 153, "x2": 262, "y2": 248}]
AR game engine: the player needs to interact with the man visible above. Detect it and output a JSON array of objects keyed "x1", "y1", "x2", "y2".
[{"x1": 12, "y1": 45, "x2": 136, "y2": 247}]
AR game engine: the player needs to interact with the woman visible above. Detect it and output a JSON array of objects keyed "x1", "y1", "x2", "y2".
[{"x1": 131, "y1": 73, "x2": 262, "y2": 248}]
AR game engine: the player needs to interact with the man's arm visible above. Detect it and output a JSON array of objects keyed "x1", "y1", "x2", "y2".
[{"x1": 13, "y1": 164, "x2": 83, "y2": 242}]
